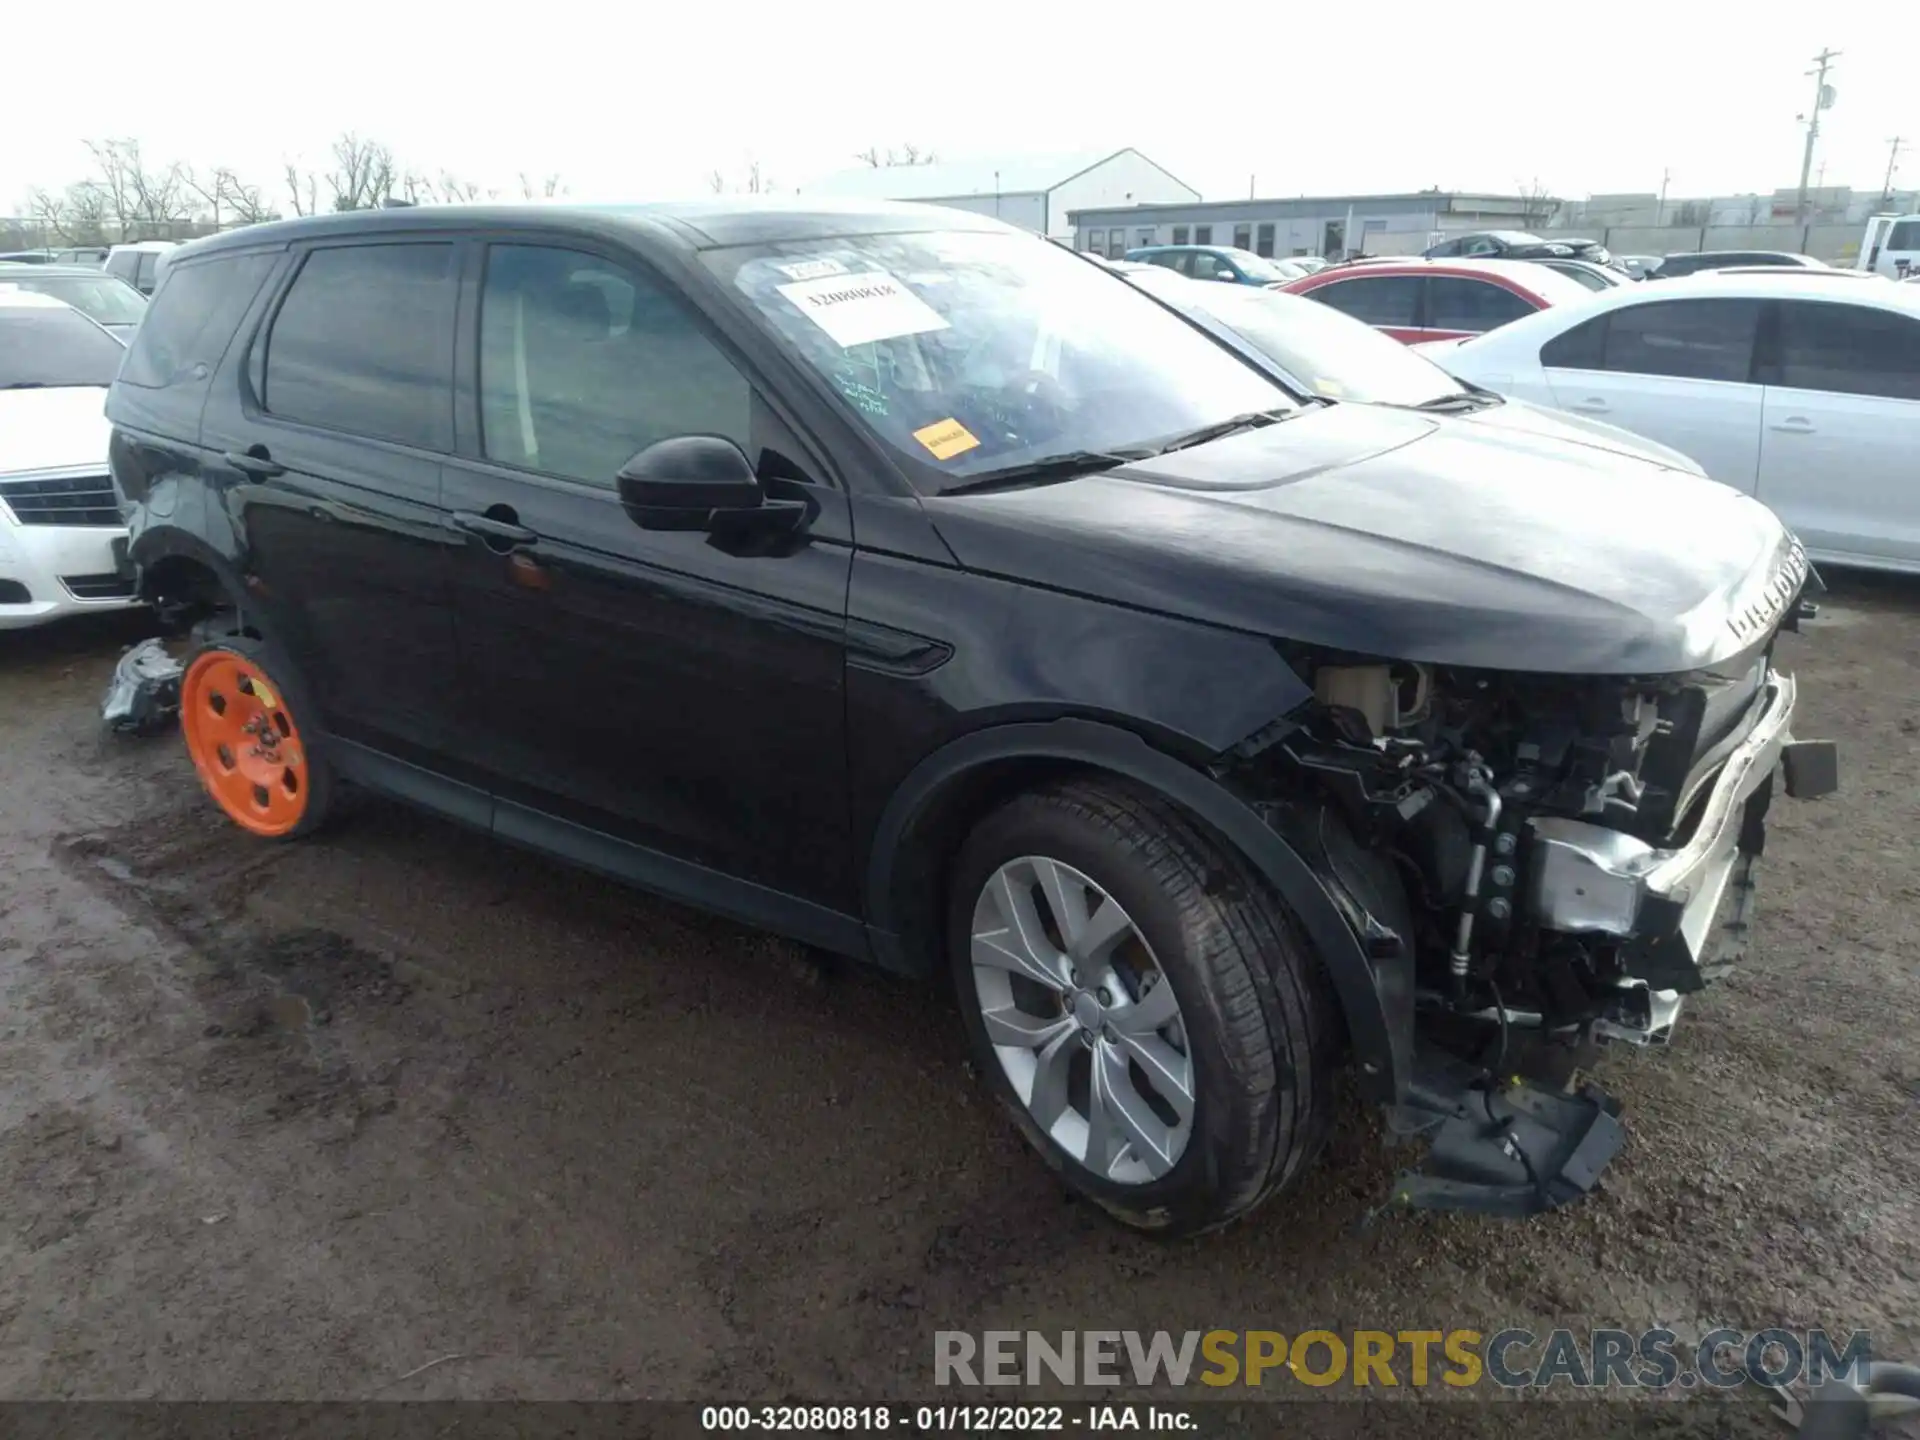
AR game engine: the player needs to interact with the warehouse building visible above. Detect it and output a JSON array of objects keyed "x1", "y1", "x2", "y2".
[
  {"x1": 801, "y1": 150, "x2": 1198, "y2": 239},
  {"x1": 1069, "y1": 190, "x2": 1560, "y2": 261}
]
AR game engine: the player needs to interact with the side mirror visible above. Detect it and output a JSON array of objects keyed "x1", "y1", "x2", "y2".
[
  {"x1": 1213, "y1": 268, "x2": 1237, "y2": 282},
  {"x1": 617, "y1": 435, "x2": 763, "y2": 532}
]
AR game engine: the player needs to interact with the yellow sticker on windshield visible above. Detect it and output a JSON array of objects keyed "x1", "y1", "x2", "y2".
[
  {"x1": 913, "y1": 418, "x2": 981, "y2": 461},
  {"x1": 1313, "y1": 376, "x2": 1346, "y2": 398}
]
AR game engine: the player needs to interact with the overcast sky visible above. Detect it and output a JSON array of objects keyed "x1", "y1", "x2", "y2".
[{"x1": 6, "y1": 3, "x2": 1913, "y2": 214}]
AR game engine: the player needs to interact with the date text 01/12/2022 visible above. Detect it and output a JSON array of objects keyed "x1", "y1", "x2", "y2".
[{"x1": 699, "y1": 1404, "x2": 1199, "y2": 1432}]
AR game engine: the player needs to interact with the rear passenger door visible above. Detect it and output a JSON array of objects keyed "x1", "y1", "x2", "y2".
[
  {"x1": 1538, "y1": 297, "x2": 1765, "y2": 490},
  {"x1": 439, "y1": 239, "x2": 856, "y2": 914},
  {"x1": 1754, "y1": 299, "x2": 1920, "y2": 566},
  {"x1": 198, "y1": 239, "x2": 471, "y2": 787}
]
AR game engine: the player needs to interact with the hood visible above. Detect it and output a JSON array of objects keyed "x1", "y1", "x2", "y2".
[
  {"x1": 1457, "y1": 396, "x2": 1707, "y2": 476},
  {"x1": 0, "y1": 385, "x2": 112, "y2": 475},
  {"x1": 925, "y1": 402, "x2": 1799, "y2": 676}
]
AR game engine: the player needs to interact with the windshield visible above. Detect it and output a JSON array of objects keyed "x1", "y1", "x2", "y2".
[
  {"x1": 7, "y1": 274, "x2": 148, "y2": 326},
  {"x1": 1216, "y1": 248, "x2": 1295, "y2": 282},
  {"x1": 0, "y1": 304, "x2": 125, "y2": 387},
  {"x1": 709, "y1": 229, "x2": 1290, "y2": 491},
  {"x1": 1140, "y1": 276, "x2": 1470, "y2": 407}
]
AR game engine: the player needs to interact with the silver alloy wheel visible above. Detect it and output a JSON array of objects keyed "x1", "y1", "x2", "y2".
[{"x1": 968, "y1": 855, "x2": 1195, "y2": 1184}]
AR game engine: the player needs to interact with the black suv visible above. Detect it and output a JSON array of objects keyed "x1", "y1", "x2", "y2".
[{"x1": 107, "y1": 202, "x2": 1834, "y2": 1235}]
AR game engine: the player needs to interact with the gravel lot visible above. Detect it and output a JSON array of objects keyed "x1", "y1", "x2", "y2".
[{"x1": 1, "y1": 582, "x2": 1916, "y2": 1435}]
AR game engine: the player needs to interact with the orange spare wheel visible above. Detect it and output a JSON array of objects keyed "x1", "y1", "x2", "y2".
[{"x1": 179, "y1": 648, "x2": 310, "y2": 837}]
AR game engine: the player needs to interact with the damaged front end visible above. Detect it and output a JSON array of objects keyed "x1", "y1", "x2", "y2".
[{"x1": 1222, "y1": 547, "x2": 1838, "y2": 1218}]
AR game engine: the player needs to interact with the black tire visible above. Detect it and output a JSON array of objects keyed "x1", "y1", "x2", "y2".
[
  {"x1": 179, "y1": 628, "x2": 338, "y2": 841},
  {"x1": 947, "y1": 777, "x2": 1339, "y2": 1236}
]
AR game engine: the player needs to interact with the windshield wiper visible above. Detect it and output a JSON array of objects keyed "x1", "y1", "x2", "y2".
[
  {"x1": 1147, "y1": 407, "x2": 1298, "y2": 456},
  {"x1": 940, "y1": 449, "x2": 1146, "y2": 496},
  {"x1": 1407, "y1": 391, "x2": 1501, "y2": 413}
]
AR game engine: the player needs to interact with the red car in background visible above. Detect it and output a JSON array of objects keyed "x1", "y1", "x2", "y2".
[{"x1": 1279, "y1": 258, "x2": 1592, "y2": 344}]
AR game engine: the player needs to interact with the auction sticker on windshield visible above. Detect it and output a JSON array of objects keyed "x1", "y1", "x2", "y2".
[
  {"x1": 912, "y1": 418, "x2": 980, "y2": 461},
  {"x1": 776, "y1": 270, "x2": 950, "y2": 347}
]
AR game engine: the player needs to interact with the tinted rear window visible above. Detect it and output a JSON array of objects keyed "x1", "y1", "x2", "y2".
[
  {"x1": 1425, "y1": 276, "x2": 1534, "y2": 332},
  {"x1": 1888, "y1": 220, "x2": 1920, "y2": 251},
  {"x1": 261, "y1": 243, "x2": 456, "y2": 450},
  {"x1": 120, "y1": 252, "x2": 276, "y2": 389}
]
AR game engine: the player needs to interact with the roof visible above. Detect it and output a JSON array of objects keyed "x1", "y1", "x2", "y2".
[
  {"x1": 1302, "y1": 257, "x2": 1597, "y2": 303},
  {"x1": 109, "y1": 240, "x2": 180, "y2": 253},
  {"x1": 172, "y1": 197, "x2": 1019, "y2": 264},
  {"x1": 0, "y1": 263, "x2": 125, "y2": 279},
  {"x1": 802, "y1": 150, "x2": 1163, "y2": 202},
  {"x1": 1068, "y1": 191, "x2": 1557, "y2": 223}
]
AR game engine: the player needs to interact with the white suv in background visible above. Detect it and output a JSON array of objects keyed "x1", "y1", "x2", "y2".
[{"x1": 0, "y1": 290, "x2": 139, "y2": 629}]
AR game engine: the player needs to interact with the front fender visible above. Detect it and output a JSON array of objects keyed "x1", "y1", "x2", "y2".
[{"x1": 864, "y1": 717, "x2": 1412, "y2": 1105}]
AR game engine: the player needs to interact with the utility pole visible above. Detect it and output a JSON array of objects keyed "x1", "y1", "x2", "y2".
[
  {"x1": 1885, "y1": 137, "x2": 1908, "y2": 204},
  {"x1": 1656, "y1": 167, "x2": 1671, "y2": 225},
  {"x1": 1795, "y1": 47, "x2": 1840, "y2": 224}
]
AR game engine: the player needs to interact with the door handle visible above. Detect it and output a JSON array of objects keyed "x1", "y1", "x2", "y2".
[
  {"x1": 449, "y1": 509, "x2": 538, "y2": 549},
  {"x1": 1769, "y1": 417, "x2": 1815, "y2": 434},
  {"x1": 223, "y1": 448, "x2": 285, "y2": 478},
  {"x1": 1568, "y1": 398, "x2": 1611, "y2": 414}
]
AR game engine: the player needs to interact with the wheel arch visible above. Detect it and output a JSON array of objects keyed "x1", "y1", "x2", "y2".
[{"x1": 863, "y1": 717, "x2": 1410, "y2": 1104}]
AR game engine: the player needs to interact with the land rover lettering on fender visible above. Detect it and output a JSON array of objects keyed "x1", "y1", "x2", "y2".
[{"x1": 107, "y1": 200, "x2": 1838, "y2": 1236}]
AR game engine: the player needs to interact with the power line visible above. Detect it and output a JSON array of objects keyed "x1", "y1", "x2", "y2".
[{"x1": 1794, "y1": 47, "x2": 1840, "y2": 224}]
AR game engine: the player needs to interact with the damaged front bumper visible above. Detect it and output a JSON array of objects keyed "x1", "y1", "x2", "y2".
[
  {"x1": 1386, "y1": 667, "x2": 1837, "y2": 1218},
  {"x1": 1529, "y1": 669, "x2": 1837, "y2": 1022}
]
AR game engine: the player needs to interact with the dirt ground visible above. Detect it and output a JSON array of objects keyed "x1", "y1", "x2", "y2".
[{"x1": 1, "y1": 580, "x2": 1916, "y2": 1435}]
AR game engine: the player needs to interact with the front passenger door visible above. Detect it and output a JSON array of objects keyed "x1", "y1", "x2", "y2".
[
  {"x1": 1755, "y1": 299, "x2": 1920, "y2": 566},
  {"x1": 441, "y1": 242, "x2": 857, "y2": 913}
]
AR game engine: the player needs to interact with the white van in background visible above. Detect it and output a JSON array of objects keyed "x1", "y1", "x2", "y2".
[{"x1": 1862, "y1": 214, "x2": 1920, "y2": 278}]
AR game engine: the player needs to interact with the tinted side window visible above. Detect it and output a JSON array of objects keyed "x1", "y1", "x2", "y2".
[
  {"x1": 1541, "y1": 314, "x2": 1608, "y2": 369},
  {"x1": 262, "y1": 243, "x2": 456, "y2": 449},
  {"x1": 1656, "y1": 255, "x2": 1703, "y2": 277},
  {"x1": 1600, "y1": 299, "x2": 1759, "y2": 383},
  {"x1": 121, "y1": 253, "x2": 276, "y2": 390},
  {"x1": 1426, "y1": 276, "x2": 1534, "y2": 332},
  {"x1": 1308, "y1": 276, "x2": 1420, "y2": 327},
  {"x1": 479, "y1": 244, "x2": 751, "y2": 486},
  {"x1": 1771, "y1": 301, "x2": 1920, "y2": 401},
  {"x1": 1888, "y1": 220, "x2": 1920, "y2": 250}
]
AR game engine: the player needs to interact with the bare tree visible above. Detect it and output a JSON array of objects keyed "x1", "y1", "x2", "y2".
[
  {"x1": 1515, "y1": 176, "x2": 1555, "y2": 229},
  {"x1": 26, "y1": 188, "x2": 69, "y2": 243},
  {"x1": 710, "y1": 160, "x2": 775, "y2": 194},
  {"x1": 83, "y1": 140, "x2": 137, "y2": 235},
  {"x1": 219, "y1": 171, "x2": 274, "y2": 225},
  {"x1": 64, "y1": 183, "x2": 112, "y2": 243},
  {"x1": 518, "y1": 171, "x2": 564, "y2": 201},
  {"x1": 855, "y1": 144, "x2": 937, "y2": 168},
  {"x1": 437, "y1": 174, "x2": 487, "y2": 203},
  {"x1": 284, "y1": 163, "x2": 321, "y2": 217},
  {"x1": 182, "y1": 165, "x2": 227, "y2": 228},
  {"x1": 326, "y1": 133, "x2": 397, "y2": 211}
]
